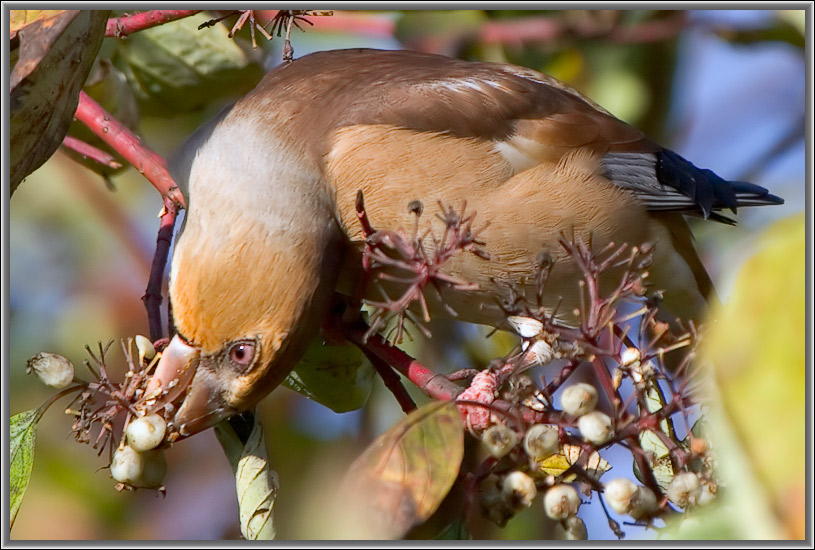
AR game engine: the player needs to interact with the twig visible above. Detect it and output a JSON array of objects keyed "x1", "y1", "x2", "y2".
[
  {"x1": 342, "y1": 323, "x2": 463, "y2": 402},
  {"x1": 143, "y1": 200, "x2": 178, "y2": 342},
  {"x1": 61, "y1": 136, "x2": 122, "y2": 169},
  {"x1": 74, "y1": 92, "x2": 185, "y2": 209},
  {"x1": 358, "y1": 345, "x2": 417, "y2": 414},
  {"x1": 479, "y1": 12, "x2": 688, "y2": 46},
  {"x1": 269, "y1": 10, "x2": 333, "y2": 62},
  {"x1": 74, "y1": 92, "x2": 185, "y2": 340},
  {"x1": 300, "y1": 11, "x2": 394, "y2": 38},
  {"x1": 355, "y1": 195, "x2": 487, "y2": 343},
  {"x1": 106, "y1": 10, "x2": 201, "y2": 38},
  {"x1": 404, "y1": 11, "x2": 689, "y2": 53}
]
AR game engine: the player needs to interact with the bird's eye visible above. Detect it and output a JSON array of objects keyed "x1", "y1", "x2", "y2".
[{"x1": 228, "y1": 340, "x2": 256, "y2": 369}]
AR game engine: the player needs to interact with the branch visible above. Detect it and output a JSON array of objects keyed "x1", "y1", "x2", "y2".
[
  {"x1": 105, "y1": 10, "x2": 201, "y2": 38},
  {"x1": 342, "y1": 323, "x2": 463, "y2": 402},
  {"x1": 73, "y1": 92, "x2": 185, "y2": 341},
  {"x1": 74, "y1": 91, "x2": 185, "y2": 209},
  {"x1": 477, "y1": 12, "x2": 689, "y2": 46},
  {"x1": 295, "y1": 10, "x2": 394, "y2": 38},
  {"x1": 61, "y1": 136, "x2": 122, "y2": 169},
  {"x1": 142, "y1": 200, "x2": 179, "y2": 342},
  {"x1": 402, "y1": 11, "x2": 689, "y2": 53},
  {"x1": 357, "y1": 345, "x2": 417, "y2": 414}
]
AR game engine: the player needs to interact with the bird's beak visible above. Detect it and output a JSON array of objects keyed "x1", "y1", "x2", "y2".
[{"x1": 142, "y1": 334, "x2": 236, "y2": 437}]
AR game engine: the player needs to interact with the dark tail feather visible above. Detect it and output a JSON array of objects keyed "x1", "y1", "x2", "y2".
[{"x1": 657, "y1": 149, "x2": 784, "y2": 219}]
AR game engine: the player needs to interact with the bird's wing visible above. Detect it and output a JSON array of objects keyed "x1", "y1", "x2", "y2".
[{"x1": 248, "y1": 48, "x2": 778, "y2": 221}]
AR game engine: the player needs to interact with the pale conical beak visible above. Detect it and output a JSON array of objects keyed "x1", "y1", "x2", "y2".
[{"x1": 141, "y1": 334, "x2": 236, "y2": 437}]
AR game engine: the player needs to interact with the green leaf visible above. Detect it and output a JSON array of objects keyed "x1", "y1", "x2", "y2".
[
  {"x1": 283, "y1": 339, "x2": 374, "y2": 413},
  {"x1": 114, "y1": 12, "x2": 263, "y2": 114},
  {"x1": 334, "y1": 400, "x2": 464, "y2": 539},
  {"x1": 633, "y1": 441, "x2": 674, "y2": 491},
  {"x1": 635, "y1": 384, "x2": 676, "y2": 490},
  {"x1": 215, "y1": 413, "x2": 278, "y2": 540},
  {"x1": 10, "y1": 409, "x2": 42, "y2": 527}
]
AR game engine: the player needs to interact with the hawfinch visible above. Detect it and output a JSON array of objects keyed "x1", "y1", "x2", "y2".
[{"x1": 144, "y1": 48, "x2": 782, "y2": 436}]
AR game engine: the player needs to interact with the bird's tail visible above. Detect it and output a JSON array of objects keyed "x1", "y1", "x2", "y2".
[{"x1": 656, "y1": 148, "x2": 784, "y2": 224}]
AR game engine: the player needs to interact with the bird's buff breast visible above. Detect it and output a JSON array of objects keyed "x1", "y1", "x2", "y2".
[{"x1": 326, "y1": 124, "x2": 658, "y2": 326}]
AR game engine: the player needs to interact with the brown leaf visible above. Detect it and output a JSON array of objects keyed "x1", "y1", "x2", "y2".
[
  {"x1": 10, "y1": 10, "x2": 110, "y2": 195},
  {"x1": 335, "y1": 400, "x2": 463, "y2": 539}
]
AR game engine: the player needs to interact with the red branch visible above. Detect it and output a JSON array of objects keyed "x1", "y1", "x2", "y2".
[
  {"x1": 358, "y1": 345, "x2": 417, "y2": 414},
  {"x1": 477, "y1": 12, "x2": 688, "y2": 46},
  {"x1": 479, "y1": 16, "x2": 563, "y2": 45},
  {"x1": 61, "y1": 136, "x2": 122, "y2": 169},
  {"x1": 74, "y1": 92, "x2": 185, "y2": 340},
  {"x1": 283, "y1": 10, "x2": 395, "y2": 38},
  {"x1": 398, "y1": 11, "x2": 689, "y2": 53},
  {"x1": 105, "y1": 10, "x2": 201, "y2": 37},
  {"x1": 74, "y1": 91, "x2": 185, "y2": 209},
  {"x1": 343, "y1": 324, "x2": 463, "y2": 402}
]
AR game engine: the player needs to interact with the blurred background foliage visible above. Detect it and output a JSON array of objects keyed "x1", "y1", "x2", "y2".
[{"x1": 8, "y1": 9, "x2": 807, "y2": 540}]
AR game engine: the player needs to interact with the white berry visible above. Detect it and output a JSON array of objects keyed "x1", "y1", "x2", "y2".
[
  {"x1": 135, "y1": 335, "x2": 156, "y2": 361},
  {"x1": 560, "y1": 383, "x2": 598, "y2": 416},
  {"x1": 110, "y1": 444, "x2": 167, "y2": 488},
  {"x1": 630, "y1": 485, "x2": 658, "y2": 519},
  {"x1": 111, "y1": 444, "x2": 145, "y2": 485},
  {"x1": 578, "y1": 411, "x2": 614, "y2": 445},
  {"x1": 667, "y1": 472, "x2": 702, "y2": 509},
  {"x1": 502, "y1": 471, "x2": 537, "y2": 510},
  {"x1": 478, "y1": 474, "x2": 512, "y2": 526},
  {"x1": 126, "y1": 413, "x2": 167, "y2": 452},
  {"x1": 604, "y1": 477, "x2": 657, "y2": 519},
  {"x1": 26, "y1": 352, "x2": 75, "y2": 389},
  {"x1": 482, "y1": 424, "x2": 518, "y2": 459},
  {"x1": 543, "y1": 484, "x2": 581, "y2": 520},
  {"x1": 523, "y1": 424, "x2": 559, "y2": 461}
]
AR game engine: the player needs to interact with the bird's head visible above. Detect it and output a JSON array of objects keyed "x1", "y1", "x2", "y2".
[
  {"x1": 142, "y1": 214, "x2": 340, "y2": 437},
  {"x1": 139, "y1": 108, "x2": 343, "y2": 438}
]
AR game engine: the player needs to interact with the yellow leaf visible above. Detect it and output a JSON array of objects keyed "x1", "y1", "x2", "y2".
[
  {"x1": 699, "y1": 214, "x2": 805, "y2": 539},
  {"x1": 539, "y1": 444, "x2": 610, "y2": 482},
  {"x1": 10, "y1": 10, "x2": 66, "y2": 36}
]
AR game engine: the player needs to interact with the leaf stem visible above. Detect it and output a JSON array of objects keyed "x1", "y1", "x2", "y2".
[{"x1": 35, "y1": 384, "x2": 87, "y2": 422}]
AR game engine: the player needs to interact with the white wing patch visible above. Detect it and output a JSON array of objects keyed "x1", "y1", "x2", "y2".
[{"x1": 492, "y1": 139, "x2": 539, "y2": 173}]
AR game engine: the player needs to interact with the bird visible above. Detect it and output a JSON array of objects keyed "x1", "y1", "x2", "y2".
[{"x1": 141, "y1": 48, "x2": 783, "y2": 437}]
